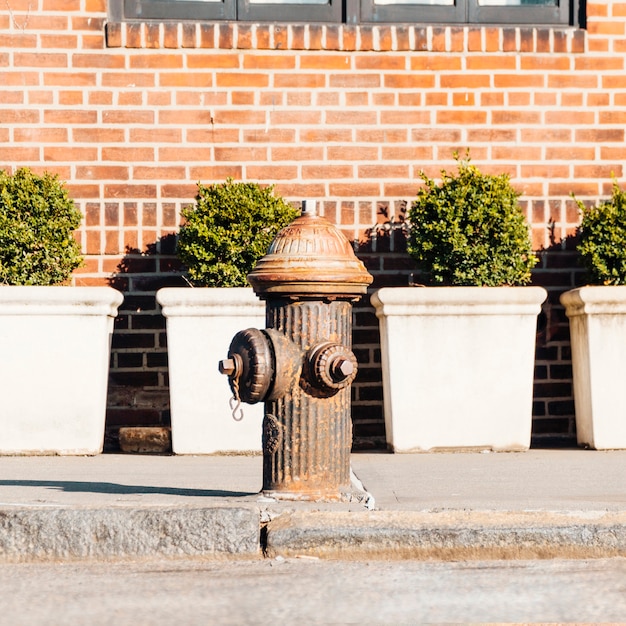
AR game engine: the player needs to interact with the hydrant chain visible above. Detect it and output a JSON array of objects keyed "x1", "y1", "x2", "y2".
[{"x1": 229, "y1": 377, "x2": 244, "y2": 422}]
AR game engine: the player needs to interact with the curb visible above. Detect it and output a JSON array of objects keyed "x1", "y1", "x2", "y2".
[
  {"x1": 0, "y1": 506, "x2": 260, "y2": 562},
  {"x1": 2, "y1": 505, "x2": 625, "y2": 563},
  {"x1": 264, "y1": 509, "x2": 626, "y2": 561}
]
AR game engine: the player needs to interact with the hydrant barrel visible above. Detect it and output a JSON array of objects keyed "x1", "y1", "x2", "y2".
[
  {"x1": 246, "y1": 202, "x2": 373, "y2": 500},
  {"x1": 220, "y1": 202, "x2": 372, "y2": 500}
]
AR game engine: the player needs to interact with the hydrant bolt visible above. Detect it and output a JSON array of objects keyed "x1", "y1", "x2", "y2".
[
  {"x1": 332, "y1": 357, "x2": 354, "y2": 380},
  {"x1": 218, "y1": 358, "x2": 237, "y2": 377}
]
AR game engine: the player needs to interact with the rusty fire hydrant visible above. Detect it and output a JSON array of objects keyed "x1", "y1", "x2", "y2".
[{"x1": 218, "y1": 201, "x2": 372, "y2": 500}]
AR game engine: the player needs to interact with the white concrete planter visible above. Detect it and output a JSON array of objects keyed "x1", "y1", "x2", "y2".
[
  {"x1": 157, "y1": 287, "x2": 265, "y2": 454},
  {"x1": 371, "y1": 286, "x2": 547, "y2": 452},
  {"x1": 560, "y1": 286, "x2": 626, "y2": 450},
  {"x1": 0, "y1": 286, "x2": 123, "y2": 455}
]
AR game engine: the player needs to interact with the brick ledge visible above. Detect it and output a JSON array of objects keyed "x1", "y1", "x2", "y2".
[{"x1": 105, "y1": 22, "x2": 586, "y2": 53}]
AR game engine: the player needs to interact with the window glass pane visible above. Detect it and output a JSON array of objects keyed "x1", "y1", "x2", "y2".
[
  {"x1": 479, "y1": 0, "x2": 557, "y2": 5},
  {"x1": 248, "y1": 0, "x2": 328, "y2": 4},
  {"x1": 375, "y1": 0, "x2": 454, "y2": 5}
]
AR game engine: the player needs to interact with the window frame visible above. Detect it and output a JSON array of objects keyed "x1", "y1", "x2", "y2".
[{"x1": 111, "y1": 0, "x2": 580, "y2": 27}]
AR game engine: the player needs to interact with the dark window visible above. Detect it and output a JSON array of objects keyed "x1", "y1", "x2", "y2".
[{"x1": 113, "y1": 0, "x2": 579, "y2": 26}]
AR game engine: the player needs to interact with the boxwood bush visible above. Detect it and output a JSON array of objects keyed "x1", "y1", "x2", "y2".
[
  {"x1": 576, "y1": 180, "x2": 626, "y2": 285},
  {"x1": 407, "y1": 154, "x2": 537, "y2": 286},
  {"x1": 177, "y1": 179, "x2": 298, "y2": 287},
  {"x1": 0, "y1": 168, "x2": 83, "y2": 285}
]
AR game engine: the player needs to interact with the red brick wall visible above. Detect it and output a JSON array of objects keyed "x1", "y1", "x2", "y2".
[{"x1": 1, "y1": 0, "x2": 624, "y2": 449}]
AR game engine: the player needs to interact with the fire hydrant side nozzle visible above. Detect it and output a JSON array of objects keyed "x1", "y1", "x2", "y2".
[{"x1": 219, "y1": 202, "x2": 373, "y2": 501}]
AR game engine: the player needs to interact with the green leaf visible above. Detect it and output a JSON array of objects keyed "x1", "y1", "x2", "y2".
[
  {"x1": 177, "y1": 179, "x2": 298, "y2": 287},
  {"x1": 0, "y1": 168, "x2": 83, "y2": 285},
  {"x1": 406, "y1": 153, "x2": 536, "y2": 286}
]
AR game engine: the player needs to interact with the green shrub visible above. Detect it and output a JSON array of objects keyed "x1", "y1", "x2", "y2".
[
  {"x1": 576, "y1": 180, "x2": 626, "y2": 285},
  {"x1": 177, "y1": 179, "x2": 298, "y2": 287},
  {"x1": 407, "y1": 154, "x2": 537, "y2": 286},
  {"x1": 0, "y1": 168, "x2": 83, "y2": 285}
]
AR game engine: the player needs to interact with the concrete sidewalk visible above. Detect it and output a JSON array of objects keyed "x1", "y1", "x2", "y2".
[{"x1": 0, "y1": 450, "x2": 624, "y2": 562}]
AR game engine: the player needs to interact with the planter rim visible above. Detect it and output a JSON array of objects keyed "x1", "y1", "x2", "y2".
[
  {"x1": 560, "y1": 285, "x2": 626, "y2": 316},
  {"x1": 371, "y1": 286, "x2": 547, "y2": 317},
  {"x1": 0, "y1": 286, "x2": 123, "y2": 316},
  {"x1": 157, "y1": 286, "x2": 264, "y2": 317}
]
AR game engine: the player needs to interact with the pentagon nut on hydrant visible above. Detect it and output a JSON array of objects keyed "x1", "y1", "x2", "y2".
[{"x1": 219, "y1": 201, "x2": 373, "y2": 501}]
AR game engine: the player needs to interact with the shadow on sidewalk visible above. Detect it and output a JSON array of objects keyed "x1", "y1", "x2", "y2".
[{"x1": 0, "y1": 480, "x2": 256, "y2": 498}]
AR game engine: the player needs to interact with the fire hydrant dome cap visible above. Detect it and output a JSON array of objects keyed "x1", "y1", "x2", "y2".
[{"x1": 247, "y1": 213, "x2": 373, "y2": 296}]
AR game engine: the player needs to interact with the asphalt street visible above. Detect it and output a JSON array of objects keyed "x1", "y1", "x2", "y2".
[{"x1": 0, "y1": 557, "x2": 624, "y2": 625}]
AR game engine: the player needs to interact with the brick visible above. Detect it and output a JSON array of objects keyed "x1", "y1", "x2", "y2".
[
  {"x1": 118, "y1": 427, "x2": 171, "y2": 454},
  {"x1": 466, "y1": 129, "x2": 516, "y2": 142},
  {"x1": 105, "y1": 184, "x2": 158, "y2": 199},
  {"x1": 42, "y1": 32, "x2": 82, "y2": 48},
  {"x1": 327, "y1": 146, "x2": 378, "y2": 161},
  {"x1": 384, "y1": 74, "x2": 435, "y2": 89},
  {"x1": 216, "y1": 72, "x2": 269, "y2": 87},
  {"x1": 466, "y1": 56, "x2": 516, "y2": 70},
  {"x1": 437, "y1": 110, "x2": 488, "y2": 124},
  {"x1": 357, "y1": 165, "x2": 410, "y2": 180},
  {"x1": 343, "y1": 25, "x2": 358, "y2": 51},
  {"x1": 272, "y1": 147, "x2": 324, "y2": 161},
  {"x1": 411, "y1": 55, "x2": 462, "y2": 71},
  {"x1": 598, "y1": 111, "x2": 626, "y2": 124},
  {"x1": 380, "y1": 110, "x2": 430, "y2": 124},
  {"x1": 102, "y1": 72, "x2": 155, "y2": 87},
  {"x1": 299, "y1": 129, "x2": 352, "y2": 142},
  {"x1": 199, "y1": 23, "x2": 215, "y2": 48},
  {"x1": 440, "y1": 73, "x2": 491, "y2": 89},
  {"x1": 130, "y1": 129, "x2": 182, "y2": 143},
  {"x1": 130, "y1": 54, "x2": 183, "y2": 69},
  {"x1": 494, "y1": 74, "x2": 545, "y2": 88},
  {"x1": 43, "y1": 72, "x2": 97, "y2": 87},
  {"x1": 561, "y1": 92, "x2": 583, "y2": 107},
  {"x1": 246, "y1": 165, "x2": 298, "y2": 179},
  {"x1": 1, "y1": 33, "x2": 37, "y2": 48},
  {"x1": 325, "y1": 111, "x2": 376, "y2": 126},
  {"x1": 99, "y1": 100, "x2": 153, "y2": 119},
  {"x1": 25, "y1": 13, "x2": 70, "y2": 29},
  {"x1": 544, "y1": 111, "x2": 595, "y2": 125},
  {"x1": 484, "y1": 27, "x2": 500, "y2": 52},
  {"x1": 575, "y1": 129, "x2": 624, "y2": 142},
  {"x1": 44, "y1": 147, "x2": 98, "y2": 162},
  {"x1": 14, "y1": 52, "x2": 68, "y2": 67},
  {"x1": 0, "y1": 70, "x2": 36, "y2": 86},
  {"x1": 330, "y1": 182, "x2": 381, "y2": 196},
  {"x1": 355, "y1": 55, "x2": 405, "y2": 70},
  {"x1": 492, "y1": 110, "x2": 541, "y2": 124},
  {"x1": 287, "y1": 91, "x2": 312, "y2": 106},
  {"x1": 453, "y1": 92, "x2": 475, "y2": 106},
  {"x1": 587, "y1": 21, "x2": 625, "y2": 36},
  {"x1": 159, "y1": 110, "x2": 214, "y2": 124},
  {"x1": 301, "y1": 165, "x2": 353, "y2": 179},
  {"x1": 275, "y1": 73, "x2": 326, "y2": 88},
  {"x1": 575, "y1": 56, "x2": 624, "y2": 71},
  {"x1": 548, "y1": 74, "x2": 599, "y2": 89},
  {"x1": 273, "y1": 25, "x2": 288, "y2": 50},
  {"x1": 467, "y1": 28, "x2": 482, "y2": 52},
  {"x1": 189, "y1": 166, "x2": 242, "y2": 180},
  {"x1": 182, "y1": 23, "x2": 196, "y2": 48},
  {"x1": 244, "y1": 54, "x2": 295, "y2": 69},
  {"x1": 327, "y1": 73, "x2": 379, "y2": 88},
  {"x1": 357, "y1": 129, "x2": 408, "y2": 143},
  {"x1": 188, "y1": 54, "x2": 239, "y2": 69}
]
